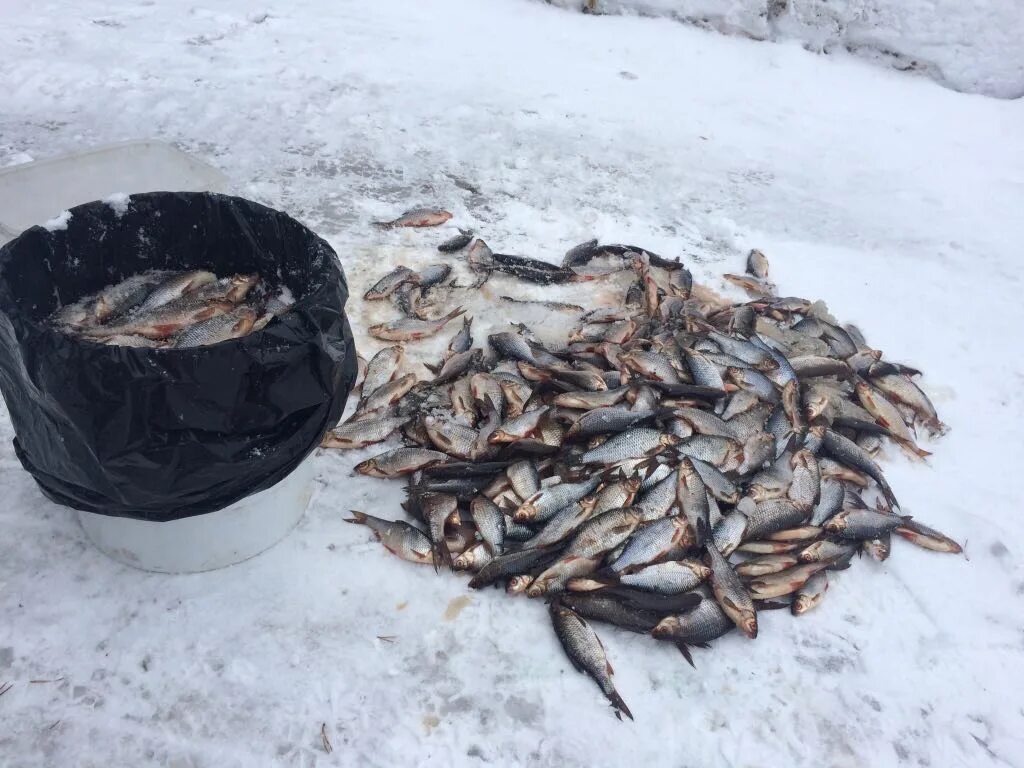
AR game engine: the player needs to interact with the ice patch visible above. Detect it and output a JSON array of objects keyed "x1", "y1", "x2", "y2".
[
  {"x1": 103, "y1": 192, "x2": 130, "y2": 217},
  {"x1": 43, "y1": 211, "x2": 71, "y2": 231}
]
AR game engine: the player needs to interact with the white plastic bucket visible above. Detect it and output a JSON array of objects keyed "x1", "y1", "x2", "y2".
[{"x1": 76, "y1": 457, "x2": 316, "y2": 573}]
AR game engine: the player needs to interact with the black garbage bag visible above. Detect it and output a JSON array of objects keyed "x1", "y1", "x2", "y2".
[{"x1": 0, "y1": 192, "x2": 357, "y2": 522}]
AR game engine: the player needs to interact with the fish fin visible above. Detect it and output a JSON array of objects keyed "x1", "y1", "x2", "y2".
[
  {"x1": 606, "y1": 689, "x2": 633, "y2": 721},
  {"x1": 676, "y1": 643, "x2": 696, "y2": 668},
  {"x1": 894, "y1": 436, "x2": 931, "y2": 461}
]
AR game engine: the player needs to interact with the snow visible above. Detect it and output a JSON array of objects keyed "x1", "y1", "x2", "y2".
[
  {"x1": 42, "y1": 210, "x2": 71, "y2": 232},
  {"x1": 1, "y1": 1, "x2": 1023, "y2": 766},
  {"x1": 103, "y1": 192, "x2": 131, "y2": 217},
  {"x1": 544, "y1": 0, "x2": 1024, "y2": 98}
]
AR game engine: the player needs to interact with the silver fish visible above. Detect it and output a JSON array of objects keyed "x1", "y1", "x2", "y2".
[
  {"x1": 609, "y1": 516, "x2": 691, "y2": 573},
  {"x1": 746, "y1": 249, "x2": 769, "y2": 279},
  {"x1": 470, "y1": 496, "x2": 506, "y2": 556},
  {"x1": 438, "y1": 229, "x2": 474, "y2": 253},
  {"x1": 322, "y1": 415, "x2": 409, "y2": 449},
  {"x1": 174, "y1": 306, "x2": 256, "y2": 348},
  {"x1": 580, "y1": 428, "x2": 678, "y2": 465},
  {"x1": 706, "y1": 543, "x2": 758, "y2": 638},
  {"x1": 550, "y1": 603, "x2": 633, "y2": 721},
  {"x1": 791, "y1": 571, "x2": 828, "y2": 615},
  {"x1": 373, "y1": 208, "x2": 453, "y2": 228},
  {"x1": 514, "y1": 476, "x2": 602, "y2": 523},
  {"x1": 354, "y1": 447, "x2": 450, "y2": 478},
  {"x1": 345, "y1": 511, "x2": 433, "y2": 565},
  {"x1": 361, "y1": 346, "x2": 405, "y2": 400},
  {"x1": 135, "y1": 270, "x2": 216, "y2": 313},
  {"x1": 369, "y1": 307, "x2": 465, "y2": 342},
  {"x1": 85, "y1": 295, "x2": 234, "y2": 340}
]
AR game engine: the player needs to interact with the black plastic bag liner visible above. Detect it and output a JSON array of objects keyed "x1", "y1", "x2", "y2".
[{"x1": 0, "y1": 192, "x2": 357, "y2": 522}]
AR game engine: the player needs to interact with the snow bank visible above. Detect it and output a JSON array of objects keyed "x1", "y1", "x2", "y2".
[{"x1": 550, "y1": 0, "x2": 1024, "y2": 98}]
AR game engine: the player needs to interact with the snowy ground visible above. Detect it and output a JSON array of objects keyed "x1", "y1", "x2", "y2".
[
  {"x1": 542, "y1": 0, "x2": 1024, "y2": 99},
  {"x1": 2, "y1": 1, "x2": 1024, "y2": 766}
]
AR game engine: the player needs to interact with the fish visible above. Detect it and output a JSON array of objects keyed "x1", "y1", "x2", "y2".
[
  {"x1": 746, "y1": 249, "x2": 769, "y2": 279},
  {"x1": 416, "y1": 263, "x2": 454, "y2": 290},
  {"x1": 87, "y1": 271, "x2": 176, "y2": 325},
  {"x1": 364, "y1": 266, "x2": 417, "y2": 301},
  {"x1": 871, "y1": 374, "x2": 945, "y2": 435},
  {"x1": 521, "y1": 502, "x2": 593, "y2": 550},
  {"x1": 712, "y1": 512, "x2": 748, "y2": 556},
  {"x1": 85, "y1": 295, "x2": 234, "y2": 340},
  {"x1": 373, "y1": 208, "x2": 453, "y2": 228},
  {"x1": 854, "y1": 379, "x2": 931, "y2": 459},
  {"x1": 821, "y1": 429, "x2": 899, "y2": 508},
  {"x1": 789, "y1": 355, "x2": 853, "y2": 379},
  {"x1": 723, "y1": 273, "x2": 774, "y2": 297},
  {"x1": 894, "y1": 519, "x2": 962, "y2": 554},
  {"x1": 135, "y1": 270, "x2": 216, "y2": 313},
  {"x1": 676, "y1": 458, "x2": 710, "y2": 546},
  {"x1": 466, "y1": 238, "x2": 495, "y2": 282},
  {"x1": 341, "y1": 223, "x2": 948, "y2": 718},
  {"x1": 438, "y1": 229, "x2": 474, "y2": 253},
  {"x1": 567, "y1": 406, "x2": 669, "y2": 439},
  {"x1": 744, "y1": 499, "x2": 808, "y2": 540},
  {"x1": 174, "y1": 306, "x2": 256, "y2": 348},
  {"x1": 809, "y1": 477, "x2": 845, "y2": 526},
  {"x1": 609, "y1": 516, "x2": 691, "y2": 573},
  {"x1": 791, "y1": 572, "x2": 828, "y2": 615},
  {"x1": 788, "y1": 449, "x2": 821, "y2": 512},
  {"x1": 453, "y1": 542, "x2": 493, "y2": 572},
  {"x1": 562, "y1": 238, "x2": 600, "y2": 268},
  {"x1": 735, "y1": 554, "x2": 800, "y2": 578},
  {"x1": 652, "y1": 598, "x2": 734, "y2": 665},
  {"x1": 798, "y1": 540, "x2": 856, "y2": 563},
  {"x1": 419, "y1": 492, "x2": 459, "y2": 569},
  {"x1": 361, "y1": 346, "x2": 406, "y2": 401},
  {"x1": 468, "y1": 548, "x2": 559, "y2": 589},
  {"x1": 706, "y1": 543, "x2": 758, "y2": 638},
  {"x1": 445, "y1": 317, "x2": 474, "y2": 359},
  {"x1": 470, "y1": 496, "x2": 506, "y2": 556},
  {"x1": 824, "y1": 509, "x2": 905, "y2": 540},
  {"x1": 354, "y1": 448, "x2": 450, "y2": 478},
  {"x1": 100, "y1": 334, "x2": 165, "y2": 348},
  {"x1": 321, "y1": 416, "x2": 410, "y2": 449},
  {"x1": 358, "y1": 373, "x2": 418, "y2": 415},
  {"x1": 550, "y1": 603, "x2": 633, "y2": 720},
  {"x1": 344, "y1": 511, "x2": 433, "y2": 565},
  {"x1": 862, "y1": 535, "x2": 892, "y2": 561},
  {"x1": 557, "y1": 592, "x2": 663, "y2": 634},
  {"x1": 368, "y1": 307, "x2": 466, "y2": 341},
  {"x1": 428, "y1": 348, "x2": 482, "y2": 385},
  {"x1": 580, "y1": 428, "x2": 679, "y2": 465},
  {"x1": 489, "y1": 407, "x2": 550, "y2": 444},
  {"x1": 612, "y1": 560, "x2": 710, "y2": 595},
  {"x1": 513, "y1": 476, "x2": 602, "y2": 523},
  {"x1": 746, "y1": 562, "x2": 832, "y2": 600}
]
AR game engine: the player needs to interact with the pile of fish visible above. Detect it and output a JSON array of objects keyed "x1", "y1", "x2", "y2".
[
  {"x1": 50, "y1": 269, "x2": 295, "y2": 348},
  {"x1": 328, "y1": 209, "x2": 959, "y2": 721}
]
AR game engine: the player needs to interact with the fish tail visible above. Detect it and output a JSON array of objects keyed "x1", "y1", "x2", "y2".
[
  {"x1": 344, "y1": 511, "x2": 367, "y2": 525},
  {"x1": 371, "y1": 221, "x2": 394, "y2": 230},
  {"x1": 606, "y1": 688, "x2": 634, "y2": 721},
  {"x1": 444, "y1": 306, "x2": 466, "y2": 322},
  {"x1": 895, "y1": 437, "x2": 931, "y2": 461}
]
